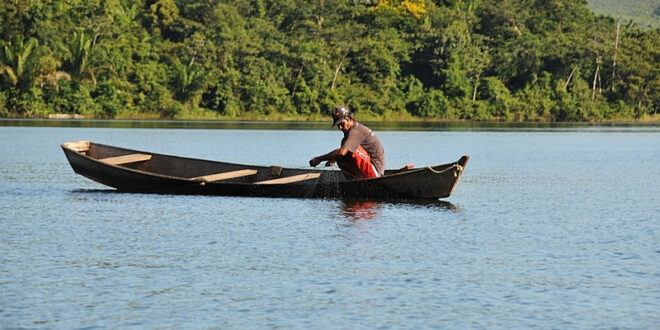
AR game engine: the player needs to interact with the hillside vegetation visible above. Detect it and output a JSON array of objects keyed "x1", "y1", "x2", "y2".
[
  {"x1": 0, "y1": 0, "x2": 658, "y2": 121},
  {"x1": 587, "y1": 0, "x2": 660, "y2": 30}
]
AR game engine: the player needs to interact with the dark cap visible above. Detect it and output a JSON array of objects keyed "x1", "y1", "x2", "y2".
[{"x1": 332, "y1": 105, "x2": 352, "y2": 126}]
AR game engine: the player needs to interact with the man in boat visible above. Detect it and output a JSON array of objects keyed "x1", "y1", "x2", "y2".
[{"x1": 309, "y1": 105, "x2": 385, "y2": 179}]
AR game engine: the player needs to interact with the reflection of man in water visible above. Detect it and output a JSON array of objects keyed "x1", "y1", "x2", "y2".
[
  {"x1": 309, "y1": 105, "x2": 385, "y2": 179},
  {"x1": 343, "y1": 201, "x2": 380, "y2": 221}
]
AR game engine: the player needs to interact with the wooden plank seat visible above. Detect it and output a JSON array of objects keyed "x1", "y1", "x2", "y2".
[
  {"x1": 256, "y1": 172, "x2": 321, "y2": 185},
  {"x1": 99, "y1": 153, "x2": 152, "y2": 165},
  {"x1": 190, "y1": 169, "x2": 257, "y2": 182}
]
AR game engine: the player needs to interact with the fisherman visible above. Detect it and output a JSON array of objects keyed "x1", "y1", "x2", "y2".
[{"x1": 309, "y1": 105, "x2": 385, "y2": 179}]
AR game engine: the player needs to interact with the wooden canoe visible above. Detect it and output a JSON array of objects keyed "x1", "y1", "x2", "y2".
[{"x1": 61, "y1": 141, "x2": 469, "y2": 200}]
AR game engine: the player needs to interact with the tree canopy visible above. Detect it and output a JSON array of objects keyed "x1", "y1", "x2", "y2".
[{"x1": 0, "y1": 0, "x2": 658, "y2": 121}]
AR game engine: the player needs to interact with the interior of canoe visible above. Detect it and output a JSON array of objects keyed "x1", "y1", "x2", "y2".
[{"x1": 64, "y1": 141, "x2": 343, "y2": 184}]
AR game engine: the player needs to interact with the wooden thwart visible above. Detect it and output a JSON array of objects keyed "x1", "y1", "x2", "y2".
[
  {"x1": 99, "y1": 153, "x2": 152, "y2": 165},
  {"x1": 191, "y1": 169, "x2": 257, "y2": 182},
  {"x1": 256, "y1": 172, "x2": 321, "y2": 185}
]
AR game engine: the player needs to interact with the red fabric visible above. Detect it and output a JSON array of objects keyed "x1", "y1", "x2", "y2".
[{"x1": 338, "y1": 145, "x2": 379, "y2": 179}]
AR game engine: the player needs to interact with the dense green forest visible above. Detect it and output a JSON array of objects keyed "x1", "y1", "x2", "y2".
[
  {"x1": 1, "y1": 0, "x2": 658, "y2": 121},
  {"x1": 587, "y1": 0, "x2": 659, "y2": 30}
]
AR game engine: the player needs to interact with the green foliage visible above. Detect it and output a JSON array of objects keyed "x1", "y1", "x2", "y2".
[
  {"x1": 477, "y1": 77, "x2": 514, "y2": 120},
  {"x1": 0, "y1": 91, "x2": 7, "y2": 117},
  {"x1": 408, "y1": 88, "x2": 450, "y2": 118},
  {"x1": 0, "y1": 0, "x2": 657, "y2": 121}
]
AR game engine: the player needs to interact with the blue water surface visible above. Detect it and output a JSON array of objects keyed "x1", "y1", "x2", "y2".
[{"x1": 1, "y1": 124, "x2": 659, "y2": 329}]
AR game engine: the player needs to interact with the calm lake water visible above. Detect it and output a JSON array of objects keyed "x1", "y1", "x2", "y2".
[{"x1": 1, "y1": 121, "x2": 659, "y2": 329}]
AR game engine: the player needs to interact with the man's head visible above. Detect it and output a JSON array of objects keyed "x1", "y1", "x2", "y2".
[{"x1": 332, "y1": 105, "x2": 353, "y2": 129}]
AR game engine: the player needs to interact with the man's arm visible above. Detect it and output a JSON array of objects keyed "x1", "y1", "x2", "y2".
[{"x1": 309, "y1": 147, "x2": 349, "y2": 167}]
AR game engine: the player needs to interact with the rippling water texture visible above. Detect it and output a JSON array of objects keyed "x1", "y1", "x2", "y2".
[{"x1": 1, "y1": 123, "x2": 659, "y2": 328}]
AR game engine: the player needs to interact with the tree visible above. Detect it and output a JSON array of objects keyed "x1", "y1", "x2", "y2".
[
  {"x1": 170, "y1": 60, "x2": 208, "y2": 104},
  {"x1": 61, "y1": 30, "x2": 96, "y2": 85},
  {"x1": 0, "y1": 36, "x2": 69, "y2": 116},
  {"x1": 615, "y1": 26, "x2": 660, "y2": 118}
]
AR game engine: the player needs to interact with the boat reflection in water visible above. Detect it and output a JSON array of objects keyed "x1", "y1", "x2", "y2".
[{"x1": 340, "y1": 199, "x2": 459, "y2": 222}]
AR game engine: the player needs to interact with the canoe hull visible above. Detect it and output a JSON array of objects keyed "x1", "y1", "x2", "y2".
[{"x1": 62, "y1": 141, "x2": 468, "y2": 200}]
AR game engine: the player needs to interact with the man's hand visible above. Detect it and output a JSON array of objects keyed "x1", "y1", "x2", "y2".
[{"x1": 309, "y1": 157, "x2": 321, "y2": 167}]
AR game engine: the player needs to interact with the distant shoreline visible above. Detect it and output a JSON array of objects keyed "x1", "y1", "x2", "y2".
[
  {"x1": 2, "y1": 118, "x2": 659, "y2": 132},
  {"x1": 3, "y1": 112, "x2": 660, "y2": 124}
]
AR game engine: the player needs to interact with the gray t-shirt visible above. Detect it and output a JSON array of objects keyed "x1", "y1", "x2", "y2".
[{"x1": 341, "y1": 122, "x2": 385, "y2": 175}]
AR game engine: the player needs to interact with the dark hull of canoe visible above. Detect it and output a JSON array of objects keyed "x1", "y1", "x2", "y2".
[{"x1": 61, "y1": 141, "x2": 468, "y2": 200}]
